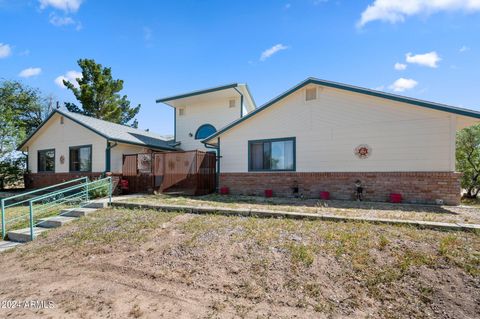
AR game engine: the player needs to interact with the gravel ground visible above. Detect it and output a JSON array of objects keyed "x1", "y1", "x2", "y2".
[{"x1": 126, "y1": 194, "x2": 480, "y2": 224}]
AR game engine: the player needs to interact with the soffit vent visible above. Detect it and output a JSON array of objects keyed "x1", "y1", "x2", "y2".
[{"x1": 305, "y1": 87, "x2": 317, "y2": 101}]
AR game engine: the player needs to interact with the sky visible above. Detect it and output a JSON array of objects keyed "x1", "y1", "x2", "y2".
[{"x1": 1, "y1": 0, "x2": 479, "y2": 135}]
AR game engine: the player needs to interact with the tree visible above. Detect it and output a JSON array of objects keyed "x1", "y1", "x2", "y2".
[
  {"x1": 456, "y1": 124, "x2": 480, "y2": 198},
  {"x1": 0, "y1": 80, "x2": 49, "y2": 189},
  {"x1": 64, "y1": 59, "x2": 140, "y2": 127}
]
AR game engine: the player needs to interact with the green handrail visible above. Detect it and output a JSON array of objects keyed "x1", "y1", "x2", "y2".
[
  {"x1": 24, "y1": 177, "x2": 112, "y2": 240},
  {"x1": 1, "y1": 176, "x2": 112, "y2": 240},
  {"x1": 3, "y1": 177, "x2": 88, "y2": 205}
]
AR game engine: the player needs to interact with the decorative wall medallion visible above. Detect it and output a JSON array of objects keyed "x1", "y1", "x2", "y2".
[
  {"x1": 60, "y1": 155, "x2": 65, "y2": 164},
  {"x1": 354, "y1": 144, "x2": 371, "y2": 159},
  {"x1": 138, "y1": 154, "x2": 152, "y2": 173}
]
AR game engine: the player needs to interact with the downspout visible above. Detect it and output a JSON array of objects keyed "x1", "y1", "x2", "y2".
[
  {"x1": 173, "y1": 107, "x2": 177, "y2": 143},
  {"x1": 233, "y1": 87, "x2": 244, "y2": 118},
  {"x1": 105, "y1": 141, "x2": 118, "y2": 173},
  {"x1": 216, "y1": 137, "x2": 221, "y2": 192}
]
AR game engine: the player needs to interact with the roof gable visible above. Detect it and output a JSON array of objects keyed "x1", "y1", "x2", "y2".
[
  {"x1": 203, "y1": 77, "x2": 480, "y2": 143},
  {"x1": 18, "y1": 109, "x2": 176, "y2": 151}
]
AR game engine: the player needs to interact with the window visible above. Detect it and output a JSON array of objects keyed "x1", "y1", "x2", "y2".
[
  {"x1": 69, "y1": 145, "x2": 92, "y2": 172},
  {"x1": 178, "y1": 108, "x2": 185, "y2": 116},
  {"x1": 195, "y1": 124, "x2": 217, "y2": 140},
  {"x1": 229, "y1": 99, "x2": 236, "y2": 108},
  {"x1": 38, "y1": 149, "x2": 55, "y2": 172},
  {"x1": 305, "y1": 87, "x2": 317, "y2": 101},
  {"x1": 249, "y1": 138, "x2": 295, "y2": 171}
]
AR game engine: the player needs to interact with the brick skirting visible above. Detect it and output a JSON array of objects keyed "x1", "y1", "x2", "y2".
[
  {"x1": 25, "y1": 172, "x2": 104, "y2": 189},
  {"x1": 219, "y1": 172, "x2": 461, "y2": 205}
]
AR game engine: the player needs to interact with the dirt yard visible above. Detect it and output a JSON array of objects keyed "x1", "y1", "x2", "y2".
[
  {"x1": 126, "y1": 194, "x2": 480, "y2": 225},
  {"x1": 0, "y1": 208, "x2": 478, "y2": 318}
]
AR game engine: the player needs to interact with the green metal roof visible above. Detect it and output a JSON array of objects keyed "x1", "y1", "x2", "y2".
[
  {"x1": 203, "y1": 77, "x2": 480, "y2": 143},
  {"x1": 18, "y1": 109, "x2": 176, "y2": 151}
]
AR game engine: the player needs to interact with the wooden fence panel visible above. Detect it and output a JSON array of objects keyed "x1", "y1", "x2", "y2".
[
  {"x1": 123, "y1": 150, "x2": 216, "y2": 195},
  {"x1": 122, "y1": 155, "x2": 138, "y2": 176}
]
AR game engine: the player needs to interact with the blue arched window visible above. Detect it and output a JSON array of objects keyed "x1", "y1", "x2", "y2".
[{"x1": 195, "y1": 124, "x2": 217, "y2": 140}]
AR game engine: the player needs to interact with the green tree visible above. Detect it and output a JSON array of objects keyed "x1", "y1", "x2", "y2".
[
  {"x1": 0, "y1": 80, "x2": 49, "y2": 189},
  {"x1": 456, "y1": 124, "x2": 480, "y2": 198},
  {"x1": 64, "y1": 59, "x2": 140, "y2": 127}
]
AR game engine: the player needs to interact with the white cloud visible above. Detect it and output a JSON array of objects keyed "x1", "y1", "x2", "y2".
[
  {"x1": 19, "y1": 67, "x2": 42, "y2": 78},
  {"x1": 358, "y1": 0, "x2": 480, "y2": 27},
  {"x1": 39, "y1": 0, "x2": 83, "y2": 12},
  {"x1": 55, "y1": 70, "x2": 82, "y2": 89},
  {"x1": 389, "y1": 78, "x2": 418, "y2": 92},
  {"x1": 260, "y1": 44, "x2": 289, "y2": 61},
  {"x1": 394, "y1": 62, "x2": 407, "y2": 70},
  {"x1": 460, "y1": 45, "x2": 470, "y2": 52},
  {"x1": 49, "y1": 13, "x2": 75, "y2": 26},
  {"x1": 49, "y1": 13, "x2": 82, "y2": 29},
  {"x1": 406, "y1": 51, "x2": 441, "y2": 68},
  {"x1": 0, "y1": 43, "x2": 12, "y2": 58}
]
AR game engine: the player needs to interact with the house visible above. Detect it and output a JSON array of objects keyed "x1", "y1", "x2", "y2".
[
  {"x1": 19, "y1": 78, "x2": 480, "y2": 204},
  {"x1": 17, "y1": 109, "x2": 175, "y2": 188},
  {"x1": 198, "y1": 78, "x2": 480, "y2": 205}
]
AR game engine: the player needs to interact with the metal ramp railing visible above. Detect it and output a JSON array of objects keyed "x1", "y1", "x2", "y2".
[{"x1": 1, "y1": 177, "x2": 112, "y2": 241}]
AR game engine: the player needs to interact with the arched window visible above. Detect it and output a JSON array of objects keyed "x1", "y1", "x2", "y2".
[{"x1": 195, "y1": 124, "x2": 217, "y2": 140}]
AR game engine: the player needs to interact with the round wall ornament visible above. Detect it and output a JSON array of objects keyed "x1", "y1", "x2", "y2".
[
  {"x1": 354, "y1": 144, "x2": 371, "y2": 159},
  {"x1": 60, "y1": 155, "x2": 65, "y2": 164}
]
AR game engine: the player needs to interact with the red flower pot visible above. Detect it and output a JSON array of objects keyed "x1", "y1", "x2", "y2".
[
  {"x1": 220, "y1": 187, "x2": 229, "y2": 195},
  {"x1": 320, "y1": 191, "x2": 330, "y2": 200},
  {"x1": 390, "y1": 193, "x2": 402, "y2": 203},
  {"x1": 265, "y1": 189, "x2": 273, "y2": 198}
]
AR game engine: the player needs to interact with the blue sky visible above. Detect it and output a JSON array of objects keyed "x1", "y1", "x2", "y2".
[{"x1": 1, "y1": 0, "x2": 479, "y2": 135}]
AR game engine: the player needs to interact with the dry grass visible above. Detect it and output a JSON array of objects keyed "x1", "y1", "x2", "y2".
[
  {"x1": 0, "y1": 208, "x2": 478, "y2": 318},
  {"x1": 125, "y1": 194, "x2": 480, "y2": 224}
]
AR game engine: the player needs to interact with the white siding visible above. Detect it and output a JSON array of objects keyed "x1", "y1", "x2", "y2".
[
  {"x1": 26, "y1": 113, "x2": 106, "y2": 173},
  {"x1": 176, "y1": 96, "x2": 242, "y2": 151},
  {"x1": 219, "y1": 85, "x2": 458, "y2": 173},
  {"x1": 109, "y1": 143, "x2": 151, "y2": 173}
]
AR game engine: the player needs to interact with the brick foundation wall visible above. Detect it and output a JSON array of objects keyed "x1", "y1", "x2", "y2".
[
  {"x1": 25, "y1": 172, "x2": 104, "y2": 189},
  {"x1": 220, "y1": 172, "x2": 461, "y2": 205}
]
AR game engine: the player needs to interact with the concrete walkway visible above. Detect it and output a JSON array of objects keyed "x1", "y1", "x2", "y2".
[{"x1": 112, "y1": 201, "x2": 480, "y2": 232}]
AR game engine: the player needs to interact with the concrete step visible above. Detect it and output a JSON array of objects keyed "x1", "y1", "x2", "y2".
[
  {"x1": 37, "y1": 216, "x2": 78, "y2": 228},
  {"x1": 0, "y1": 240, "x2": 23, "y2": 252},
  {"x1": 61, "y1": 207, "x2": 97, "y2": 217},
  {"x1": 7, "y1": 227, "x2": 49, "y2": 243},
  {"x1": 83, "y1": 201, "x2": 108, "y2": 209}
]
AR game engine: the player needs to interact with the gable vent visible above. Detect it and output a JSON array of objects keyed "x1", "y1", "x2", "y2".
[
  {"x1": 229, "y1": 99, "x2": 236, "y2": 108},
  {"x1": 178, "y1": 108, "x2": 185, "y2": 116},
  {"x1": 305, "y1": 87, "x2": 317, "y2": 101}
]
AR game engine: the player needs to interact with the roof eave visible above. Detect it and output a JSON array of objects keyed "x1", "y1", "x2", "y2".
[
  {"x1": 203, "y1": 77, "x2": 480, "y2": 143},
  {"x1": 155, "y1": 83, "x2": 239, "y2": 105}
]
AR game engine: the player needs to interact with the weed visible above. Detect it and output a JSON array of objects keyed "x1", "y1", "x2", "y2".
[{"x1": 287, "y1": 243, "x2": 315, "y2": 266}]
